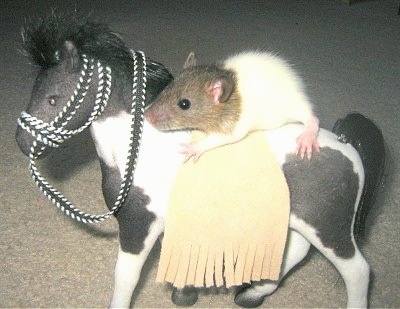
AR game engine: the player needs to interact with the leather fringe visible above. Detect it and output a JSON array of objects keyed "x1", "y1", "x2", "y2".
[{"x1": 156, "y1": 241, "x2": 284, "y2": 288}]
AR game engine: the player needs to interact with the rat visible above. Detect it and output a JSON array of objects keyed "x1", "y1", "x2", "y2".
[{"x1": 145, "y1": 51, "x2": 320, "y2": 162}]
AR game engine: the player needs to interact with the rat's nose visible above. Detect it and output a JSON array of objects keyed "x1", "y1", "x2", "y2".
[
  {"x1": 144, "y1": 107, "x2": 170, "y2": 130},
  {"x1": 144, "y1": 111, "x2": 156, "y2": 125}
]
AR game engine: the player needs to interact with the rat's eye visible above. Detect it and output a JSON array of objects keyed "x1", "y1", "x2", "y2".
[{"x1": 177, "y1": 99, "x2": 191, "y2": 110}]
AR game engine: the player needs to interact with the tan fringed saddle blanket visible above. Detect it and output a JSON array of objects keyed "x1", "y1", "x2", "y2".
[{"x1": 156, "y1": 131, "x2": 290, "y2": 288}]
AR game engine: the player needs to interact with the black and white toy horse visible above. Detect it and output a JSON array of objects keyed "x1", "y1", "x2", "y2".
[{"x1": 15, "y1": 13, "x2": 385, "y2": 308}]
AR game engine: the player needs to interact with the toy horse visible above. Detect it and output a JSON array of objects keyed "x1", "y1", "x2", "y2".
[{"x1": 15, "y1": 13, "x2": 385, "y2": 308}]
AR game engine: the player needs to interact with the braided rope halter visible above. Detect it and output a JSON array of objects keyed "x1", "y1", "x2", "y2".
[{"x1": 17, "y1": 51, "x2": 147, "y2": 224}]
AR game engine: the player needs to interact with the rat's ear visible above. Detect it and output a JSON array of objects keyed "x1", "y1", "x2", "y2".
[
  {"x1": 207, "y1": 75, "x2": 235, "y2": 104},
  {"x1": 184, "y1": 52, "x2": 197, "y2": 69}
]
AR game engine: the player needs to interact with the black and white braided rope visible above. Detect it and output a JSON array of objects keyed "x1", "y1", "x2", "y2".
[
  {"x1": 18, "y1": 51, "x2": 147, "y2": 223},
  {"x1": 110, "y1": 51, "x2": 147, "y2": 215},
  {"x1": 18, "y1": 55, "x2": 111, "y2": 150}
]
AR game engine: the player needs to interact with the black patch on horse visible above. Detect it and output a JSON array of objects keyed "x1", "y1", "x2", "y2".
[
  {"x1": 283, "y1": 147, "x2": 359, "y2": 259},
  {"x1": 100, "y1": 162, "x2": 155, "y2": 254}
]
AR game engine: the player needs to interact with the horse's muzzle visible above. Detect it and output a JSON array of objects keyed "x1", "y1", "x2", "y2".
[
  {"x1": 15, "y1": 125, "x2": 33, "y2": 156},
  {"x1": 15, "y1": 125, "x2": 50, "y2": 158}
]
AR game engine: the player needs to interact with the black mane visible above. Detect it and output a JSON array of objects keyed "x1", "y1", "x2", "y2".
[
  {"x1": 22, "y1": 11, "x2": 135, "y2": 74},
  {"x1": 22, "y1": 11, "x2": 174, "y2": 106}
]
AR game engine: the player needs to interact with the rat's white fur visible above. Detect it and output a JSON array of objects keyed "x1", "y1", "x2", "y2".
[{"x1": 223, "y1": 51, "x2": 314, "y2": 133}]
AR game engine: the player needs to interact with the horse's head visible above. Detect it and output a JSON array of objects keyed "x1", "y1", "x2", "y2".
[
  {"x1": 16, "y1": 12, "x2": 174, "y2": 158},
  {"x1": 16, "y1": 40, "x2": 92, "y2": 157}
]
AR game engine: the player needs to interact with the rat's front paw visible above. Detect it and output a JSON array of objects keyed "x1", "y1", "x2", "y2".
[
  {"x1": 296, "y1": 132, "x2": 320, "y2": 160},
  {"x1": 179, "y1": 142, "x2": 204, "y2": 163}
]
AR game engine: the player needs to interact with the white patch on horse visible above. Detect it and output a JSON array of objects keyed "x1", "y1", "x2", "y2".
[
  {"x1": 91, "y1": 112, "x2": 190, "y2": 216},
  {"x1": 290, "y1": 214, "x2": 340, "y2": 259},
  {"x1": 90, "y1": 112, "x2": 132, "y2": 172},
  {"x1": 134, "y1": 122, "x2": 189, "y2": 215}
]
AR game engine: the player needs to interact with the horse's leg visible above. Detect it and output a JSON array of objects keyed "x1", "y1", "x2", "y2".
[
  {"x1": 332, "y1": 248, "x2": 369, "y2": 308},
  {"x1": 291, "y1": 216, "x2": 369, "y2": 308},
  {"x1": 309, "y1": 242, "x2": 369, "y2": 308},
  {"x1": 100, "y1": 164, "x2": 164, "y2": 307},
  {"x1": 171, "y1": 286, "x2": 199, "y2": 307},
  {"x1": 304, "y1": 235, "x2": 369, "y2": 307},
  {"x1": 234, "y1": 229, "x2": 311, "y2": 308},
  {"x1": 96, "y1": 156, "x2": 166, "y2": 308},
  {"x1": 110, "y1": 218, "x2": 164, "y2": 308}
]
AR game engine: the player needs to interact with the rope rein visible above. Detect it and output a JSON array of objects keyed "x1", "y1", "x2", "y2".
[{"x1": 17, "y1": 51, "x2": 147, "y2": 224}]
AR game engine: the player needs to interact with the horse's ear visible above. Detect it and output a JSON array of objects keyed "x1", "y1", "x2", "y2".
[
  {"x1": 184, "y1": 52, "x2": 197, "y2": 69},
  {"x1": 57, "y1": 41, "x2": 80, "y2": 70}
]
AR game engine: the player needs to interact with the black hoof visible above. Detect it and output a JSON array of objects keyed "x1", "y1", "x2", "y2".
[
  {"x1": 171, "y1": 286, "x2": 199, "y2": 307},
  {"x1": 234, "y1": 285, "x2": 265, "y2": 308}
]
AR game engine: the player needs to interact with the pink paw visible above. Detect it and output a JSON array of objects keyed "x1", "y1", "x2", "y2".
[
  {"x1": 179, "y1": 142, "x2": 203, "y2": 163},
  {"x1": 296, "y1": 132, "x2": 320, "y2": 160}
]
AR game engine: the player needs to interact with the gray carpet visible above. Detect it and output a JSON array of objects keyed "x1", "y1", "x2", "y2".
[{"x1": 1, "y1": 0, "x2": 399, "y2": 307}]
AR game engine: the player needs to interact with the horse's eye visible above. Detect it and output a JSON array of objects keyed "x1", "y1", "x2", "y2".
[
  {"x1": 54, "y1": 50, "x2": 61, "y2": 62},
  {"x1": 178, "y1": 99, "x2": 191, "y2": 110},
  {"x1": 48, "y1": 97, "x2": 56, "y2": 106}
]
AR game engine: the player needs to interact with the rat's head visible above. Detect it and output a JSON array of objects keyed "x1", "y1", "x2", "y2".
[{"x1": 145, "y1": 52, "x2": 240, "y2": 133}]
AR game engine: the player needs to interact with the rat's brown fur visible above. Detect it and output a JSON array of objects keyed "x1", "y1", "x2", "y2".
[{"x1": 145, "y1": 64, "x2": 242, "y2": 135}]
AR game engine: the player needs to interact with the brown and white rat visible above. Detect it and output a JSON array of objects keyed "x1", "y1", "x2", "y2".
[{"x1": 145, "y1": 51, "x2": 320, "y2": 161}]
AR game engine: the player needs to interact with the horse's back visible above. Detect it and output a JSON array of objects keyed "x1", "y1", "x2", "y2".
[{"x1": 266, "y1": 124, "x2": 363, "y2": 170}]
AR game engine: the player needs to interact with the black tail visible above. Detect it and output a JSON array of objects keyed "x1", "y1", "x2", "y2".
[{"x1": 332, "y1": 113, "x2": 385, "y2": 241}]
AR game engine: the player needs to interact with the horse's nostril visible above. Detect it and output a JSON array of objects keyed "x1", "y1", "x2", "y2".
[{"x1": 15, "y1": 126, "x2": 33, "y2": 156}]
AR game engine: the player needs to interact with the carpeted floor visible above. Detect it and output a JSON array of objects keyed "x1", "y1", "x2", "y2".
[{"x1": 1, "y1": 0, "x2": 399, "y2": 307}]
